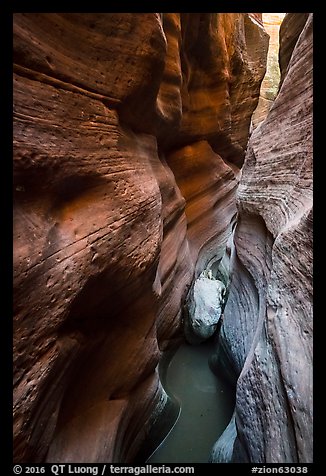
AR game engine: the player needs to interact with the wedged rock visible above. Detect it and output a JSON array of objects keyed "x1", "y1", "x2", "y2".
[
  {"x1": 13, "y1": 13, "x2": 268, "y2": 463},
  {"x1": 211, "y1": 13, "x2": 313, "y2": 463},
  {"x1": 184, "y1": 274, "x2": 226, "y2": 344}
]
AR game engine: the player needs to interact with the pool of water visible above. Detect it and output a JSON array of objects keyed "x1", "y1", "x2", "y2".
[{"x1": 146, "y1": 341, "x2": 235, "y2": 463}]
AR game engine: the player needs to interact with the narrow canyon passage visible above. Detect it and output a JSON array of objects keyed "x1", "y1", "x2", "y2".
[
  {"x1": 13, "y1": 12, "x2": 312, "y2": 464},
  {"x1": 146, "y1": 341, "x2": 234, "y2": 463}
]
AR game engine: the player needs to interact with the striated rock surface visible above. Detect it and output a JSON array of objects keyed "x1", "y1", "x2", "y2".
[
  {"x1": 211, "y1": 13, "x2": 313, "y2": 463},
  {"x1": 279, "y1": 13, "x2": 310, "y2": 87},
  {"x1": 248, "y1": 14, "x2": 263, "y2": 25},
  {"x1": 13, "y1": 13, "x2": 268, "y2": 463}
]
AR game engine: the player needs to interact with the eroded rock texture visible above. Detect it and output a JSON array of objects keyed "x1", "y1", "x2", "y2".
[
  {"x1": 13, "y1": 13, "x2": 268, "y2": 463},
  {"x1": 211, "y1": 13, "x2": 313, "y2": 463}
]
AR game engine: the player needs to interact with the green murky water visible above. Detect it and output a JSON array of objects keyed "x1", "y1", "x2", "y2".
[{"x1": 146, "y1": 341, "x2": 234, "y2": 463}]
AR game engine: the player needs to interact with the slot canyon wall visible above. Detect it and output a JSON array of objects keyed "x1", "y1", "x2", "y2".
[
  {"x1": 13, "y1": 13, "x2": 269, "y2": 463},
  {"x1": 211, "y1": 13, "x2": 313, "y2": 463}
]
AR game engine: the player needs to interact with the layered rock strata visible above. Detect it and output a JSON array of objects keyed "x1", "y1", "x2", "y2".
[
  {"x1": 13, "y1": 13, "x2": 268, "y2": 462},
  {"x1": 211, "y1": 13, "x2": 313, "y2": 463}
]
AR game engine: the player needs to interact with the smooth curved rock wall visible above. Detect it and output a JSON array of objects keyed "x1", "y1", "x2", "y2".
[
  {"x1": 13, "y1": 13, "x2": 268, "y2": 463},
  {"x1": 211, "y1": 13, "x2": 313, "y2": 463}
]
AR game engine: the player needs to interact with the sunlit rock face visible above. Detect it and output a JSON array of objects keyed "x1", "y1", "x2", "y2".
[
  {"x1": 252, "y1": 13, "x2": 286, "y2": 127},
  {"x1": 211, "y1": 13, "x2": 313, "y2": 463},
  {"x1": 13, "y1": 13, "x2": 268, "y2": 463}
]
